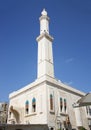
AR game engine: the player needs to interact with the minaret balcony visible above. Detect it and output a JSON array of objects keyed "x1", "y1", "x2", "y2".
[{"x1": 36, "y1": 31, "x2": 53, "y2": 42}]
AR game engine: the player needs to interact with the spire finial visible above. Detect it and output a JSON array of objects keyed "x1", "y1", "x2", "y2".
[{"x1": 41, "y1": 8, "x2": 47, "y2": 16}]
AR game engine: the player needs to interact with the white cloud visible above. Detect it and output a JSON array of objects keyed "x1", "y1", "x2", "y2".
[
  {"x1": 65, "y1": 58, "x2": 74, "y2": 63},
  {"x1": 64, "y1": 81, "x2": 73, "y2": 86}
]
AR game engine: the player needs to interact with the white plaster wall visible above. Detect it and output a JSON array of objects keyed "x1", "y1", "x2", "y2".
[
  {"x1": 74, "y1": 107, "x2": 82, "y2": 127},
  {"x1": 37, "y1": 37, "x2": 54, "y2": 78},
  {"x1": 8, "y1": 76, "x2": 89, "y2": 129},
  {"x1": 8, "y1": 83, "x2": 48, "y2": 124},
  {"x1": 46, "y1": 83, "x2": 88, "y2": 130},
  {"x1": 40, "y1": 19, "x2": 49, "y2": 34}
]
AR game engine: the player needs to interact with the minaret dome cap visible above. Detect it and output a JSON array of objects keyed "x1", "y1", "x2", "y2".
[{"x1": 41, "y1": 9, "x2": 47, "y2": 16}]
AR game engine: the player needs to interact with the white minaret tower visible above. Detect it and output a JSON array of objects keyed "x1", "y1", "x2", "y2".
[{"x1": 36, "y1": 9, "x2": 54, "y2": 78}]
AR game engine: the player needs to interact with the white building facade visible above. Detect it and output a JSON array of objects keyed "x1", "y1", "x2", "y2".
[{"x1": 7, "y1": 9, "x2": 91, "y2": 130}]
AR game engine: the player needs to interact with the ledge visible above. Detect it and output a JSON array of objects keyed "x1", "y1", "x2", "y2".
[
  {"x1": 50, "y1": 111, "x2": 55, "y2": 114},
  {"x1": 25, "y1": 112, "x2": 37, "y2": 117},
  {"x1": 86, "y1": 115, "x2": 91, "y2": 119},
  {"x1": 60, "y1": 112, "x2": 68, "y2": 116}
]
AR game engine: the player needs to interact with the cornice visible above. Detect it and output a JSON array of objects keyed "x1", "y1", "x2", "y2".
[
  {"x1": 36, "y1": 32, "x2": 54, "y2": 42},
  {"x1": 39, "y1": 15, "x2": 50, "y2": 21},
  {"x1": 45, "y1": 78, "x2": 85, "y2": 97},
  {"x1": 9, "y1": 75, "x2": 85, "y2": 99}
]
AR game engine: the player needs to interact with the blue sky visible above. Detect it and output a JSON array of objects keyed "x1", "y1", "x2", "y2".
[{"x1": 0, "y1": 0, "x2": 91, "y2": 102}]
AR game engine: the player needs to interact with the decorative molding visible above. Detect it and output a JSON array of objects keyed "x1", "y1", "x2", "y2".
[
  {"x1": 39, "y1": 15, "x2": 50, "y2": 21},
  {"x1": 36, "y1": 32, "x2": 54, "y2": 42}
]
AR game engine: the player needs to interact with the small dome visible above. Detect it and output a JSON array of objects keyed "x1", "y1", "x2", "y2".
[{"x1": 41, "y1": 9, "x2": 47, "y2": 16}]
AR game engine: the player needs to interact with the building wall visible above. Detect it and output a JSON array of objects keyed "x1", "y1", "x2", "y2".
[
  {"x1": 0, "y1": 124, "x2": 49, "y2": 130},
  {"x1": 46, "y1": 83, "x2": 90, "y2": 130},
  {"x1": 0, "y1": 102, "x2": 8, "y2": 124},
  {"x1": 8, "y1": 82, "x2": 48, "y2": 124},
  {"x1": 7, "y1": 77, "x2": 91, "y2": 130}
]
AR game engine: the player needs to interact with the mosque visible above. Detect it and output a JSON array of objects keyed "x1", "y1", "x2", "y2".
[{"x1": 7, "y1": 9, "x2": 91, "y2": 130}]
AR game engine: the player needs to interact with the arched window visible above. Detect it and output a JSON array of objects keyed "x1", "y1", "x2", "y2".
[
  {"x1": 9, "y1": 111, "x2": 11, "y2": 118},
  {"x1": 64, "y1": 99, "x2": 67, "y2": 112},
  {"x1": 50, "y1": 94, "x2": 53, "y2": 110},
  {"x1": 50, "y1": 128, "x2": 54, "y2": 130},
  {"x1": 32, "y1": 97, "x2": 36, "y2": 112},
  {"x1": 25, "y1": 100, "x2": 29, "y2": 114},
  {"x1": 60, "y1": 97, "x2": 63, "y2": 112}
]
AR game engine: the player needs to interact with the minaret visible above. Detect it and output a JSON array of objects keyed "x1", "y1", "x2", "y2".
[{"x1": 36, "y1": 9, "x2": 54, "y2": 78}]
